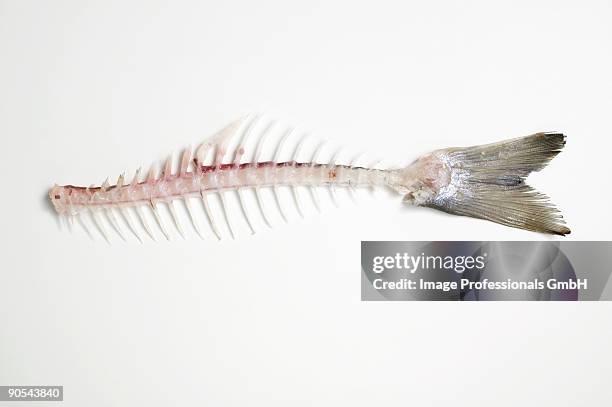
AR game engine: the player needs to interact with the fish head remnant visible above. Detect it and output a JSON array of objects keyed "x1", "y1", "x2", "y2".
[
  {"x1": 49, "y1": 185, "x2": 69, "y2": 214},
  {"x1": 388, "y1": 151, "x2": 452, "y2": 206}
]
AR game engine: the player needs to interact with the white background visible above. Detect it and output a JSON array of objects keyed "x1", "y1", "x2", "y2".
[{"x1": 1, "y1": 0, "x2": 611, "y2": 405}]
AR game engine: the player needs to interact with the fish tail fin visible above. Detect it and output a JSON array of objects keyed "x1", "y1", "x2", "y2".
[{"x1": 392, "y1": 132, "x2": 570, "y2": 235}]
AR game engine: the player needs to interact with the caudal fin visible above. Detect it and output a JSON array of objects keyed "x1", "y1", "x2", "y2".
[{"x1": 394, "y1": 132, "x2": 570, "y2": 235}]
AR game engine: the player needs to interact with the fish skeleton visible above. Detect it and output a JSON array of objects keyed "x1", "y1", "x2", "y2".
[{"x1": 48, "y1": 115, "x2": 570, "y2": 241}]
